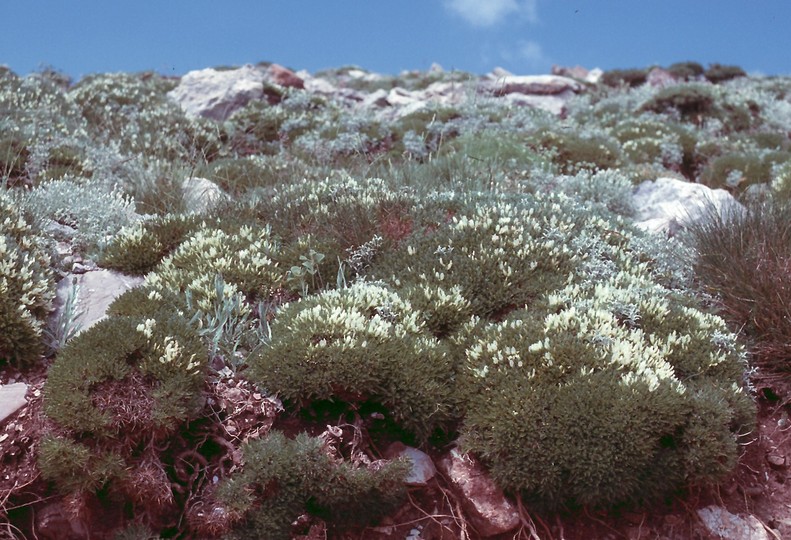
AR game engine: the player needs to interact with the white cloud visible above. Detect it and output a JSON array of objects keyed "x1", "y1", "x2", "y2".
[
  {"x1": 444, "y1": 0, "x2": 538, "y2": 27},
  {"x1": 516, "y1": 40, "x2": 548, "y2": 67}
]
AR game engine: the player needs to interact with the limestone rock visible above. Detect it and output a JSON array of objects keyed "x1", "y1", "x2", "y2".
[
  {"x1": 384, "y1": 442, "x2": 436, "y2": 486},
  {"x1": 499, "y1": 92, "x2": 570, "y2": 116},
  {"x1": 266, "y1": 63, "x2": 304, "y2": 89},
  {"x1": 51, "y1": 270, "x2": 145, "y2": 338},
  {"x1": 647, "y1": 67, "x2": 678, "y2": 87},
  {"x1": 552, "y1": 64, "x2": 590, "y2": 80},
  {"x1": 436, "y1": 449, "x2": 520, "y2": 537},
  {"x1": 485, "y1": 74, "x2": 584, "y2": 96},
  {"x1": 0, "y1": 383, "x2": 28, "y2": 424},
  {"x1": 632, "y1": 177, "x2": 744, "y2": 235},
  {"x1": 168, "y1": 65, "x2": 267, "y2": 121},
  {"x1": 696, "y1": 506, "x2": 768, "y2": 540},
  {"x1": 182, "y1": 177, "x2": 228, "y2": 215}
]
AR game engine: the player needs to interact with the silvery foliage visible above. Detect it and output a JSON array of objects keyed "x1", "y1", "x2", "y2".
[{"x1": 22, "y1": 174, "x2": 139, "y2": 257}]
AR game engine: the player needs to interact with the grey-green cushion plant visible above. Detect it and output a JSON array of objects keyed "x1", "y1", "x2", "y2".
[{"x1": 212, "y1": 431, "x2": 409, "y2": 540}]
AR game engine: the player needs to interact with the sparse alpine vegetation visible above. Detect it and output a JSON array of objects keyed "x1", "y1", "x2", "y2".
[{"x1": 0, "y1": 60, "x2": 788, "y2": 538}]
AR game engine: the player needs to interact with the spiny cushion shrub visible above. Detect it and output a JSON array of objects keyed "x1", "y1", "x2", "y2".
[
  {"x1": 213, "y1": 431, "x2": 408, "y2": 540},
  {"x1": 610, "y1": 117, "x2": 686, "y2": 170},
  {"x1": 70, "y1": 73, "x2": 223, "y2": 162},
  {"x1": 144, "y1": 224, "x2": 283, "y2": 305},
  {"x1": 600, "y1": 67, "x2": 650, "y2": 88},
  {"x1": 705, "y1": 63, "x2": 747, "y2": 84},
  {"x1": 459, "y1": 270, "x2": 754, "y2": 508},
  {"x1": 699, "y1": 150, "x2": 791, "y2": 192},
  {"x1": 0, "y1": 190, "x2": 54, "y2": 365},
  {"x1": 41, "y1": 310, "x2": 206, "y2": 499},
  {"x1": 372, "y1": 190, "x2": 634, "y2": 319},
  {"x1": 527, "y1": 127, "x2": 621, "y2": 174},
  {"x1": 100, "y1": 213, "x2": 203, "y2": 275},
  {"x1": 249, "y1": 281, "x2": 459, "y2": 441}
]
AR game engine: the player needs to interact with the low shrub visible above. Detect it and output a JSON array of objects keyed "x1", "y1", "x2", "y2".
[
  {"x1": 705, "y1": 64, "x2": 747, "y2": 84},
  {"x1": 600, "y1": 68, "x2": 651, "y2": 88},
  {"x1": 249, "y1": 282, "x2": 459, "y2": 441},
  {"x1": 528, "y1": 127, "x2": 621, "y2": 174},
  {"x1": 100, "y1": 213, "x2": 203, "y2": 275},
  {"x1": 0, "y1": 190, "x2": 54, "y2": 365},
  {"x1": 22, "y1": 176, "x2": 139, "y2": 257},
  {"x1": 666, "y1": 61, "x2": 705, "y2": 81},
  {"x1": 699, "y1": 150, "x2": 791, "y2": 192},
  {"x1": 213, "y1": 431, "x2": 408, "y2": 539},
  {"x1": 640, "y1": 84, "x2": 716, "y2": 123},
  {"x1": 460, "y1": 270, "x2": 754, "y2": 508},
  {"x1": 41, "y1": 311, "x2": 206, "y2": 518}
]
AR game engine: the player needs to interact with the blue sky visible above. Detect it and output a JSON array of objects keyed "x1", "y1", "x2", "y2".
[{"x1": 2, "y1": 1, "x2": 790, "y2": 80}]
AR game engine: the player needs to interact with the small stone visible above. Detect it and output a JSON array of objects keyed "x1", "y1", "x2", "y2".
[
  {"x1": 767, "y1": 453, "x2": 787, "y2": 469},
  {"x1": 0, "y1": 383, "x2": 28, "y2": 424},
  {"x1": 437, "y1": 448, "x2": 520, "y2": 537},
  {"x1": 384, "y1": 442, "x2": 436, "y2": 486},
  {"x1": 697, "y1": 506, "x2": 769, "y2": 540}
]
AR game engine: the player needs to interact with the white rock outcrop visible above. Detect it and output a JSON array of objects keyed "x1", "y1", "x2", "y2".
[
  {"x1": 168, "y1": 65, "x2": 267, "y2": 121},
  {"x1": 632, "y1": 177, "x2": 744, "y2": 235}
]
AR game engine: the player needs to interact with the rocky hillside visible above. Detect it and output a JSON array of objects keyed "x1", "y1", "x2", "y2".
[{"x1": 1, "y1": 60, "x2": 790, "y2": 539}]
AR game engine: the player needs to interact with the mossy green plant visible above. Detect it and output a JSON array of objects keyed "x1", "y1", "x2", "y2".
[
  {"x1": 460, "y1": 270, "x2": 754, "y2": 508},
  {"x1": 215, "y1": 431, "x2": 408, "y2": 540},
  {"x1": 249, "y1": 281, "x2": 459, "y2": 441}
]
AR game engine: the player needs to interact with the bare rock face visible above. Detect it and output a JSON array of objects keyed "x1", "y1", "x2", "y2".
[
  {"x1": 266, "y1": 63, "x2": 304, "y2": 89},
  {"x1": 632, "y1": 177, "x2": 744, "y2": 235},
  {"x1": 696, "y1": 506, "x2": 769, "y2": 540},
  {"x1": 552, "y1": 64, "x2": 590, "y2": 80},
  {"x1": 485, "y1": 74, "x2": 584, "y2": 96},
  {"x1": 436, "y1": 449, "x2": 520, "y2": 537},
  {"x1": 168, "y1": 65, "x2": 267, "y2": 121},
  {"x1": 0, "y1": 383, "x2": 28, "y2": 424},
  {"x1": 647, "y1": 67, "x2": 679, "y2": 87},
  {"x1": 51, "y1": 270, "x2": 145, "y2": 338}
]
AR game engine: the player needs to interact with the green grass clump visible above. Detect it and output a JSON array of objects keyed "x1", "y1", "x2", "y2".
[
  {"x1": 684, "y1": 197, "x2": 791, "y2": 368},
  {"x1": 0, "y1": 190, "x2": 54, "y2": 365},
  {"x1": 460, "y1": 270, "x2": 754, "y2": 508},
  {"x1": 249, "y1": 281, "x2": 459, "y2": 441},
  {"x1": 213, "y1": 431, "x2": 408, "y2": 540}
]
